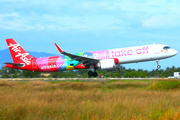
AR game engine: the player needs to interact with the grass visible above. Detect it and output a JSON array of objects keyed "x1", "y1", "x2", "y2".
[
  {"x1": 148, "y1": 81, "x2": 180, "y2": 90},
  {"x1": 0, "y1": 80, "x2": 180, "y2": 120}
]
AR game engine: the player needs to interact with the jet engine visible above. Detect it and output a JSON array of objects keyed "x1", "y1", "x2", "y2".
[{"x1": 96, "y1": 59, "x2": 121, "y2": 70}]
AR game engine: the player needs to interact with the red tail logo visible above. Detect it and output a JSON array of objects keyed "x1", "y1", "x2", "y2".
[{"x1": 6, "y1": 38, "x2": 34, "y2": 65}]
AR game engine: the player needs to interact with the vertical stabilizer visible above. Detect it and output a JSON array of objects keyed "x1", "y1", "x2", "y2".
[{"x1": 6, "y1": 38, "x2": 34, "y2": 65}]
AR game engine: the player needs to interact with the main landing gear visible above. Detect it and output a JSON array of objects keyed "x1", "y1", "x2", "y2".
[
  {"x1": 88, "y1": 70, "x2": 98, "y2": 77},
  {"x1": 156, "y1": 60, "x2": 161, "y2": 69}
]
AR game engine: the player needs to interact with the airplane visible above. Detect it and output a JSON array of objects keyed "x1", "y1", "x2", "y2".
[{"x1": 4, "y1": 38, "x2": 177, "y2": 77}]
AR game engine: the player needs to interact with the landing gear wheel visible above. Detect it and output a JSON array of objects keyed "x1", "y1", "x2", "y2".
[
  {"x1": 88, "y1": 70, "x2": 98, "y2": 77},
  {"x1": 156, "y1": 60, "x2": 161, "y2": 69},
  {"x1": 88, "y1": 71, "x2": 93, "y2": 76},
  {"x1": 157, "y1": 65, "x2": 161, "y2": 69},
  {"x1": 92, "y1": 72, "x2": 98, "y2": 77}
]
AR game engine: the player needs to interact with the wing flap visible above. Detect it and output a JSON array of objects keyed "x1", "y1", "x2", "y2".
[{"x1": 54, "y1": 43, "x2": 99, "y2": 66}]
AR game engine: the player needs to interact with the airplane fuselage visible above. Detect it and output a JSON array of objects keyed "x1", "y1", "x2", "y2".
[
  {"x1": 4, "y1": 38, "x2": 177, "y2": 77},
  {"x1": 6, "y1": 43, "x2": 177, "y2": 72}
]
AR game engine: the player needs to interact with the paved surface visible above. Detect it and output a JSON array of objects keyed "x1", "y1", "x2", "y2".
[{"x1": 0, "y1": 78, "x2": 177, "y2": 82}]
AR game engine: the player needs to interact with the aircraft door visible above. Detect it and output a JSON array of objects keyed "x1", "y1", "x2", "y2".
[
  {"x1": 154, "y1": 45, "x2": 160, "y2": 54},
  {"x1": 32, "y1": 59, "x2": 37, "y2": 68}
]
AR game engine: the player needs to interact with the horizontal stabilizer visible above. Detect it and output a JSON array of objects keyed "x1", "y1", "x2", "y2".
[{"x1": 3, "y1": 62, "x2": 25, "y2": 67}]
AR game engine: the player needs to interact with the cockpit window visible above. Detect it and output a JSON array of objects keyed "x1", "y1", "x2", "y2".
[{"x1": 163, "y1": 46, "x2": 171, "y2": 50}]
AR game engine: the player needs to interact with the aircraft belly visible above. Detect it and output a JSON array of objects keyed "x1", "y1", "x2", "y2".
[{"x1": 118, "y1": 53, "x2": 154, "y2": 64}]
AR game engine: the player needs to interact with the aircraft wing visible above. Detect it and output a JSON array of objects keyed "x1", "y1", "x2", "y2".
[
  {"x1": 55, "y1": 43, "x2": 99, "y2": 66},
  {"x1": 3, "y1": 62, "x2": 25, "y2": 67}
]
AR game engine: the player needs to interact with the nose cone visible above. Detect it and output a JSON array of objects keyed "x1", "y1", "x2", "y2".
[{"x1": 172, "y1": 49, "x2": 178, "y2": 56}]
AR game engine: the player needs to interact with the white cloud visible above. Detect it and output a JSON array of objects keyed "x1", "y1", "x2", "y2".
[
  {"x1": 0, "y1": 0, "x2": 180, "y2": 31},
  {"x1": 0, "y1": 12, "x2": 20, "y2": 18},
  {"x1": 142, "y1": 14, "x2": 180, "y2": 29},
  {"x1": 0, "y1": 12, "x2": 35, "y2": 30},
  {"x1": 41, "y1": 14, "x2": 120, "y2": 30},
  {"x1": 0, "y1": 12, "x2": 120, "y2": 31},
  {"x1": 0, "y1": 0, "x2": 25, "y2": 2}
]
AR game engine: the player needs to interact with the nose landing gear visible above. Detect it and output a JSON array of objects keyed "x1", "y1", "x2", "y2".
[
  {"x1": 88, "y1": 70, "x2": 98, "y2": 77},
  {"x1": 156, "y1": 60, "x2": 161, "y2": 69}
]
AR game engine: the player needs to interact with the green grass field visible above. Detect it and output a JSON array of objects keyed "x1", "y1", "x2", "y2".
[{"x1": 0, "y1": 80, "x2": 180, "y2": 120}]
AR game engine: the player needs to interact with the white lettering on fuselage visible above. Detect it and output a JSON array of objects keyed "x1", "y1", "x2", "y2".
[{"x1": 40, "y1": 63, "x2": 68, "y2": 70}]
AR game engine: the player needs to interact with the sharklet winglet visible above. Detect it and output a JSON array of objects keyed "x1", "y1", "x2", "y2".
[{"x1": 55, "y1": 43, "x2": 63, "y2": 53}]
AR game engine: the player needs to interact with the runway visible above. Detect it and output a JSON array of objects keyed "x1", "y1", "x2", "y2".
[{"x1": 0, "y1": 77, "x2": 173, "y2": 82}]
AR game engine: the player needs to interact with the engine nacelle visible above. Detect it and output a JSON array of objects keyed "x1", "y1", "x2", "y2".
[{"x1": 96, "y1": 59, "x2": 120, "y2": 70}]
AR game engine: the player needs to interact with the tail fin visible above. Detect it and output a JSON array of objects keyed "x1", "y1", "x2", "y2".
[{"x1": 6, "y1": 38, "x2": 34, "y2": 65}]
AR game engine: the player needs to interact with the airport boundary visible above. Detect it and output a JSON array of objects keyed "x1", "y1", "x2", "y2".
[{"x1": 0, "y1": 77, "x2": 176, "y2": 81}]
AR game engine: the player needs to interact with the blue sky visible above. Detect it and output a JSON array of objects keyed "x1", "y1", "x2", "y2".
[{"x1": 0, "y1": 0, "x2": 180, "y2": 70}]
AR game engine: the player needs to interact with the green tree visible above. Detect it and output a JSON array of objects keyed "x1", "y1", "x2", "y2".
[
  {"x1": 22, "y1": 70, "x2": 41, "y2": 78},
  {"x1": 50, "y1": 72, "x2": 61, "y2": 78},
  {"x1": 138, "y1": 71, "x2": 148, "y2": 78},
  {"x1": 1, "y1": 66, "x2": 21, "y2": 78}
]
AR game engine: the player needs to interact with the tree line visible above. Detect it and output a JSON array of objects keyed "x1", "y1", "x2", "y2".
[{"x1": 0, "y1": 66, "x2": 179, "y2": 78}]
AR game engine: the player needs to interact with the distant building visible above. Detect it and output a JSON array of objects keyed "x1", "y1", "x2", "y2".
[{"x1": 168, "y1": 72, "x2": 180, "y2": 78}]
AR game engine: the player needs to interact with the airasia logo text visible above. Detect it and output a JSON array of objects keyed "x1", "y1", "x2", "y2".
[{"x1": 8, "y1": 43, "x2": 31, "y2": 65}]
